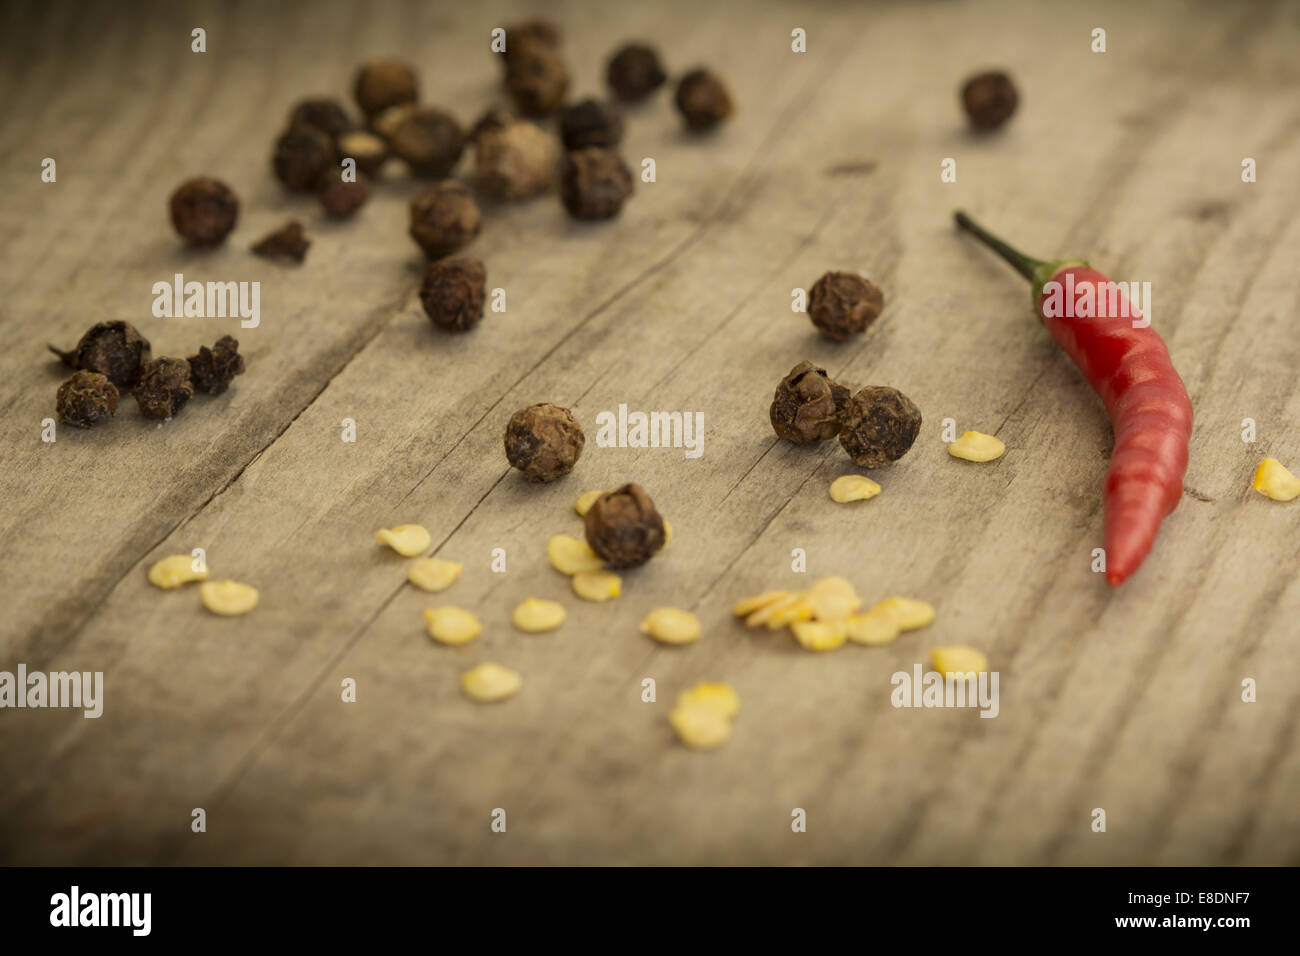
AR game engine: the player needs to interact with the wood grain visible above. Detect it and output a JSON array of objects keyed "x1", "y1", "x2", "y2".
[{"x1": 1, "y1": 0, "x2": 1297, "y2": 865}]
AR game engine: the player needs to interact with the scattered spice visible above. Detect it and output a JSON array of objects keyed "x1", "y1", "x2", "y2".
[
  {"x1": 838, "y1": 386, "x2": 922, "y2": 468},
  {"x1": 408, "y1": 558, "x2": 462, "y2": 592},
  {"x1": 318, "y1": 172, "x2": 371, "y2": 219},
  {"x1": 674, "y1": 68, "x2": 734, "y2": 131},
  {"x1": 606, "y1": 43, "x2": 667, "y2": 102},
  {"x1": 55, "y1": 371, "x2": 118, "y2": 428},
  {"x1": 559, "y1": 98, "x2": 624, "y2": 150},
  {"x1": 547, "y1": 534, "x2": 605, "y2": 575},
  {"x1": 49, "y1": 321, "x2": 151, "y2": 388},
  {"x1": 474, "y1": 121, "x2": 557, "y2": 200},
  {"x1": 251, "y1": 220, "x2": 311, "y2": 263},
  {"x1": 375, "y1": 524, "x2": 431, "y2": 557},
  {"x1": 336, "y1": 129, "x2": 389, "y2": 175},
  {"x1": 409, "y1": 181, "x2": 482, "y2": 258},
  {"x1": 504, "y1": 18, "x2": 561, "y2": 60},
  {"x1": 808, "y1": 271, "x2": 884, "y2": 340},
  {"x1": 468, "y1": 105, "x2": 514, "y2": 144},
  {"x1": 559, "y1": 147, "x2": 633, "y2": 220},
  {"x1": 769, "y1": 360, "x2": 850, "y2": 444},
  {"x1": 388, "y1": 107, "x2": 465, "y2": 178},
  {"x1": 571, "y1": 569, "x2": 621, "y2": 602},
  {"x1": 584, "y1": 483, "x2": 665, "y2": 568},
  {"x1": 372, "y1": 103, "x2": 419, "y2": 143},
  {"x1": 575, "y1": 489, "x2": 606, "y2": 516},
  {"x1": 287, "y1": 97, "x2": 353, "y2": 141},
  {"x1": 419, "y1": 257, "x2": 487, "y2": 332},
  {"x1": 929, "y1": 645, "x2": 989, "y2": 676},
  {"x1": 948, "y1": 430, "x2": 1005, "y2": 462},
  {"x1": 169, "y1": 177, "x2": 239, "y2": 247},
  {"x1": 669, "y1": 703, "x2": 731, "y2": 749},
  {"x1": 460, "y1": 662, "x2": 522, "y2": 702},
  {"x1": 961, "y1": 70, "x2": 1019, "y2": 130},
  {"x1": 147, "y1": 554, "x2": 209, "y2": 589},
  {"x1": 504, "y1": 42, "x2": 569, "y2": 116},
  {"x1": 828, "y1": 474, "x2": 882, "y2": 503},
  {"x1": 424, "y1": 606, "x2": 482, "y2": 646},
  {"x1": 353, "y1": 59, "x2": 418, "y2": 120},
  {"x1": 504, "y1": 403, "x2": 585, "y2": 482},
  {"x1": 272, "y1": 126, "x2": 334, "y2": 192},
  {"x1": 640, "y1": 607, "x2": 700, "y2": 645},
  {"x1": 1252, "y1": 458, "x2": 1300, "y2": 501},
  {"x1": 199, "y1": 580, "x2": 260, "y2": 617},
  {"x1": 512, "y1": 597, "x2": 567, "y2": 633},
  {"x1": 132, "y1": 357, "x2": 194, "y2": 420},
  {"x1": 187, "y1": 335, "x2": 245, "y2": 395}
]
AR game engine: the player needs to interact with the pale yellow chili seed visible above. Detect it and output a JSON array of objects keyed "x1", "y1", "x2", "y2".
[
  {"x1": 512, "y1": 597, "x2": 566, "y2": 632},
  {"x1": 1252, "y1": 458, "x2": 1300, "y2": 501},
  {"x1": 948, "y1": 430, "x2": 1005, "y2": 462},
  {"x1": 575, "y1": 490, "x2": 606, "y2": 516},
  {"x1": 766, "y1": 597, "x2": 813, "y2": 629},
  {"x1": 669, "y1": 705, "x2": 732, "y2": 749},
  {"x1": 460, "y1": 662, "x2": 522, "y2": 703},
  {"x1": 148, "y1": 554, "x2": 209, "y2": 589},
  {"x1": 929, "y1": 645, "x2": 989, "y2": 675},
  {"x1": 791, "y1": 619, "x2": 847, "y2": 651},
  {"x1": 871, "y1": 596, "x2": 936, "y2": 631},
  {"x1": 745, "y1": 592, "x2": 802, "y2": 628},
  {"x1": 423, "y1": 606, "x2": 482, "y2": 645},
  {"x1": 677, "y1": 682, "x2": 740, "y2": 719},
  {"x1": 407, "y1": 557, "x2": 462, "y2": 592},
  {"x1": 731, "y1": 590, "x2": 791, "y2": 617},
  {"x1": 807, "y1": 576, "x2": 861, "y2": 620},
  {"x1": 845, "y1": 610, "x2": 902, "y2": 646},
  {"x1": 640, "y1": 607, "x2": 701, "y2": 645},
  {"x1": 375, "y1": 523, "x2": 431, "y2": 557},
  {"x1": 199, "y1": 580, "x2": 259, "y2": 616},
  {"x1": 546, "y1": 534, "x2": 605, "y2": 575},
  {"x1": 571, "y1": 569, "x2": 621, "y2": 602},
  {"x1": 829, "y1": 474, "x2": 882, "y2": 503},
  {"x1": 662, "y1": 520, "x2": 673, "y2": 548}
]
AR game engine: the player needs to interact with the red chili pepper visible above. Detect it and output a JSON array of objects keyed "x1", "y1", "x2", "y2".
[{"x1": 953, "y1": 210, "x2": 1193, "y2": 586}]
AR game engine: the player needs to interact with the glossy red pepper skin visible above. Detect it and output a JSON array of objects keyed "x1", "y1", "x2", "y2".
[{"x1": 1036, "y1": 266, "x2": 1193, "y2": 585}]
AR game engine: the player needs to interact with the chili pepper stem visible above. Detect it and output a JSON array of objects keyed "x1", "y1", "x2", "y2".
[{"x1": 953, "y1": 210, "x2": 1046, "y2": 281}]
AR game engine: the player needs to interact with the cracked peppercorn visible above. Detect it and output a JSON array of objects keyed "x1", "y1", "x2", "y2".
[
  {"x1": 606, "y1": 43, "x2": 667, "y2": 102},
  {"x1": 474, "y1": 121, "x2": 557, "y2": 200},
  {"x1": 272, "y1": 126, "x2": 334, "y2": 192},
  {"x1": 318, "y1": 172, "x2": 371, "y2": 219},
  {"x1": 188, "y1": 335, "x2": 245, "y2": 395},
  {"x1": 560, "y1": 148, "x2": 633, "y2": 220},
  {"x1": 251, "y1": 220, "x2": 310, "y2": 263},
  {"x1": 169, "y1": 177, "x2": 239, "y2": 247},
  {"x1": 409, "y1": 181, "x2": 482, "y2": 259},
  {"x1": 388, "y1": 107, "x2": 465, "y2": 178},
  {"x1": 769, "y1": 360, "x2": 851, "y2": 445},
  {"x1": 336, "y1": 129, "x2": 389, "y2": 175},
  {"x1": 49, "y1": 320, "x2": 151, "y2": 388},
  {"x1": 56, "y1": 370, "x2": 118, "y2": 428},
  {"x1": 504, "y1": 403, "x2": 584, "y2": 482},
  {"x1": 961, "y1": 70, "x2": 1018, "y2": 130},
  {"x1": 838, "y1": 386, "x2": 922, "y2": 468},
  {"x1": 808, "y1": 271, "x2": 883, "y2": 341},
  {"x1": 584, "y1": 483, "x2": 666, "y2": 569},
  {"x1": 675, "y1": 68, "x2": 734, "y2": 131},
  {"x1": 353, "y1": 59, "x2": 418, "y2": 121},
  {"x1": 287, "y1": 97, "x2": 353, "y2": 142},
  {"x1": 420, "y1": 257, "x2": 487, "y2": 332},
  {"x1": 559, "y1": 98, "x2": 624, "y2": 150},
  {"x1": 133, "y1": 357, "x2": 194, "y2": 421},
  {"x1": 505, "y1": 42, "x2": 569, "y2": 116}
]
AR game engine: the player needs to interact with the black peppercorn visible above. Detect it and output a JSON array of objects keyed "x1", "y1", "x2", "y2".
[
  {"x1": 169, "y1": 176, "x2": 239, "y2": 247},
  {"x1": 584, "y1": 483, "x2": 666, "y2": 569},
  {"x1": 251, "y1": 220, "x2": 311, "y2": 263},
  {"x1": 388, "y1": 107, "x2": 465, "y2": 178},
  {"x1": 769, "y1": 360, "x2": 851, "y2": 445},
  {"x1": 353, "y1": 59, "x2": 418, "y2": 120},
  {"x1": 318, "y1": 173, "x2": 371, "y2": 219},
  {"x1": 133, "y1": 357, "x2": 194, "y2": 421},
  {"x1": 49, "y1": 320, "x2": 151, "y2": 388},
  {"x1": 504, "y1": 402, "x2": 584, "y2": 482},
  {"x1": 559, "y1": 148, "x2": 633, "y2": 220},
  {"x1": 336, "y1": 129, "x2": 389, "y2": 175},
  {"x1": 420, "y1": 257, "x2": 486, "y2": 332},
  {"x1": 505, "y1": 42, "x2": 569, "y2": 116},
  {"x1": 838, "y1": 386, "x2": 922, "y2": 468},
  {"x1": 503, "y1": 18, "x2": 561, "y2": 62},
  {"x1": 272, "y1": 126, "x2": 334, "y2": 192},
  {"x1": 474, "y1": 121, "x2": 557, "y2": 200},
  {"x1": 468, "y1": 105, "x2": 514, "y2": 144},
  {"x1": 606, "y1": 43, "x2": 667, "y2": 102},
  {"x1": 808, "y1": 271, "x2": 883, "y2": 341},
  {"x1": 962, "y1": 71, "x2": 1018, "y2": 130},
  {"x1": 56, "y1": 370, "x2": 118, "y2": 429},
  {"x1": 675, "y1": 68, "x2": 734, "y2": 131},
  {"x1": 409, "y1": 182, "x2": 482, "y2": 259},
  {"x1": 188, "y1": 335, "x2": 245, "y2": 395},
  {"x1": 559, "y1": 98, "x2": 624, "y2": 150},
  {"x1": 288, "y1": 97, "x2": 353, "y2": 142}
]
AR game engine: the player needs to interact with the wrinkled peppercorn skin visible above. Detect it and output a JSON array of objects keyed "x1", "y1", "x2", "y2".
[
  {"x1": 389, "y1": 108, "x2": 465, "y2": 178},
  {"x1": 770, "y1": 360, "x2": 851, "y2": 445},
  {"x1": 288, "y1": 97, "x2": 353, "y2": 141},
  {"x1": 169, "y1": 177, "x2": 239, "y2": 247},
  {"x1": 319, "y1": 173, "x2": 371, "y2": 219},
  {"x1": 251, "y1": 220, "x2": 310, "y2": 262},
  {"x1": 409, "y1": 182, "x2": 482, "y2": 259},
  {"x1": 188, "y1": 335, "x2": 245, "y2": 395},
  {"x1": 559, "y1": 99, "x2": 624, "y2": 150},
  {"x1": 504, "y1": 18, "x2": 561, "y2": 62},
  {"x1": 584, "y1": 483, "x2": 666, "y2": 569},
  {"x1": 504, "y1": 403, "x2": 584, "y2": 482},
  {"x1": 675, "y1": 69, "x2": 734, "y2": 131},
  {"x1": 133, "y1": 357, "x2": 195, "y2": 420},
  {"x1": 49, "y1": 320, "x2": 151, "y2": 388},
  {"x1": 56, "y1": 370, "x2": 118, "y2": 428},
  {"x1": 505, "y1": 43, "x2": 569, "y2": 116},
  {"x1": 273, "y1": 126, "x2": 334, "y2": 192},
  {"x1": 560, "y1": 148, "x2": 633, "y2": 220},
  {"x1": 838, "y1": 386, "x2": 922, "y2": 468},
  {"x1": 962, "y1": 71, "x2": 1019, "y2": 130},
  {"x1": 474, "y1": 122, "x2": 557, "y2": 200},
  {"x1": 353, "y1": 59, "x2": 418, "y2": 119},
  {"x1": 606, "y1": 44, "x2": 667, "y2": 102},
  {"x1": 420, "y1": 257, "x2": 487, "y2": 332},
  {"x1": 808, "y1": 272, "x2": 884, "y2": 341}
]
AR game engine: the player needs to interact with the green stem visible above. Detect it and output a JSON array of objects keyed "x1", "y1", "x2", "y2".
[{"x1": 953, "y1": 210, "x2": 1046, "y2": 282}]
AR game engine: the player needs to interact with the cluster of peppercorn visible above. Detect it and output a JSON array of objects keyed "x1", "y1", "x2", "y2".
[{"x1": 49, "y1": 321, "x2": 245, "y2": 429}]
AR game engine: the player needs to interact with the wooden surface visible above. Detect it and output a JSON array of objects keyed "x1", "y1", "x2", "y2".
[{"x1": 1, "y1": 0, "x2": 1298, "y2": 866}]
